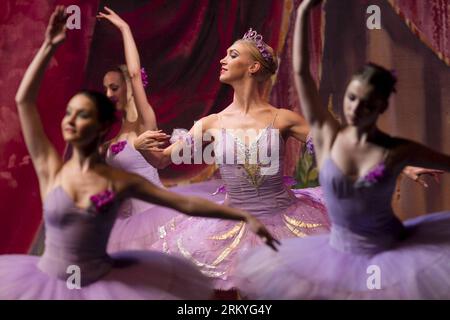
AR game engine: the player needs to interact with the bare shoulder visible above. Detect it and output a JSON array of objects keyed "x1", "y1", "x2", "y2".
[
  {"x1": 202, "y1": 113, "x2": 219, "y2": 125},
  {"x1": 276, "y1": 108, "x2": 304, "y2": 121},
  {"x1": 41, "y1": 161, "x2": 67, "y2": 198},
  {"x1": 275, "y1": 107, "x2": 307, "y2": 128},
  {"x1": 97, "y1": 164, "x2": 143, "y2": 195},
  {"x1": 191, "y1": 113, "x2": 220, "y2": 132}
]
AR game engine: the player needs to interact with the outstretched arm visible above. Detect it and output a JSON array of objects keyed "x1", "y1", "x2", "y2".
[
  {"x1": 293, "y1": 0, "x2": 339, "y2": 166},
  {"x1": 97, "y1": 6, "x2": 158, "y2": 131},
  {"x1": 15, "y1": 6, "x2": 67, "y2": 194},
  {"x1": 401, "y1": 166, "x2": 444, "y2": 188},
  {"x1": 124, "y1": 174, "x2": 280, "y2": 251},
  {"x1": 403, "y1": 141, "x2": 450, "y2": 173}
]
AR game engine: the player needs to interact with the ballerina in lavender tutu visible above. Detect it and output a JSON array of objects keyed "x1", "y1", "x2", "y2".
[
  {"x1": 96, "y1": 7, "x2": 225, "y2": 252},
  {"x1": 0, "y1": 6, "x2": 277, "y2": 300},
  {"x1": 235, "y1": 0, "x2": 450, "y2": 299},
  {"x1": 141, "y1": 26, "x2": 333, "y2": 293},
  {"x1": 91, "y1": 5, "x2": 437, "y2": 295},
  {"x1": 97, "y1": 6, "x2": 167, "y2": 190},
  {"x1": 96, "y1": 6, "x2": 175, "y2": 252}
]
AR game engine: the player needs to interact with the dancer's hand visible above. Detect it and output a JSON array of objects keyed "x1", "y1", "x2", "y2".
[
  {"x1": 134, "y1": 130, "x2": 170, "y2": 152},
  {"x1": 45, "y1": 6, "x2": 68, "y2": 47},
  {"x1": 97, "y1": 6, "x2": 129, "y2": 30},
  {"x1": 246, "y1": 215, "x2": 281, "y2": 251},
  {"x1": 402, "y1": 166, "x2": 444, "y2": 188}
]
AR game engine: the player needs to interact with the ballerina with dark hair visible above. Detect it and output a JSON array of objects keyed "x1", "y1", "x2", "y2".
[
  {"x1": 31, "y1": 7, "x2": 223, "y2": 255},
  {"x1": 235, "y1": 0, "x2": 450, "y2": 299},
  {"x1": 0, "y1": 6, "x2": 277, "y2": 300}
]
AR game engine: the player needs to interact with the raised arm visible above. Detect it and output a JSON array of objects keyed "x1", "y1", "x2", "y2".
[
  {"x1": 123, "y1": 173, "x2": 279, "y2": 251},
  {"x1": 97, "y1": 6, "x2": 158, "y2": 131},
  {"x1": 401, "y1": 166, "x2": 444, "y2": 188},
  {"x1": 15, "y1": 6, "x2": 67, "y2": 194},
  {"x1": 293, "y1": 0, "x2": 339, "y2": 165}
]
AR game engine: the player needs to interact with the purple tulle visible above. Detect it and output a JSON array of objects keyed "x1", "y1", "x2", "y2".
[
  {"x1": 235, "y1": 156, "x2": 450, "y2": 299},
  {"x1": 0, "y1": 186, "x2": 213, "y2": 299},
  {"x1": 105, "y1": 140, "x2": 223, "y2": 253},
  {"x1": 152, "y1": 126, "x2": 330, "y2": 290}
]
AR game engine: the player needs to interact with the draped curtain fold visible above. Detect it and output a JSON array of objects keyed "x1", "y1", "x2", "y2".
[
  {"x1": 388, "y1": 0, "x2": 450, "y2": 66},
  {"x1": 270, "y1": 0, "x2": 325, "y2": 176},
  {"x1": 0, "y1": 0, "x2": 99, "y2": 253},
  {"x1": 85, "y1": 0, "x2": 287, "y2": 182}
]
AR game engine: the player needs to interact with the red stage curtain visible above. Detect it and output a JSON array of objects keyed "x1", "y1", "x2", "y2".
[
  {"x1": 270, "y1": 0, "x2": 325, "y2": 176},
  {"x1": 388, "y1": 0, "x2": 450, "y2": 66},
  {"x1": 0, "y1": 0, "x2": 100, "y2": 253},
  {"x1": 0, "y1": 0, "x2": 287, "y2": 253},
  {"x1": 84, "y1": 0, "x2": 286, "y2": 182}
]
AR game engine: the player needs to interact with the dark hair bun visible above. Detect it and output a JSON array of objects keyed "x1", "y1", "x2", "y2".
[
  {"x1": 353, "y1": 62, "x2": 397, "y2": 100},
  {"x1": 78, "y1": 90, "x2": 117, "y2": 125}
]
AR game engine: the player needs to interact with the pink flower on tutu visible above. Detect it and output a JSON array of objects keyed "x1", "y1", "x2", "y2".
[
  {"x1": 90, "y1": 190, "x2": 115, "y2": 212},
  {"x1": 110, "y1": 141, "x2": 127, "y2": 155},
  {"x1": 141, "y1": 68, "x2": 149, "y2": 88}
]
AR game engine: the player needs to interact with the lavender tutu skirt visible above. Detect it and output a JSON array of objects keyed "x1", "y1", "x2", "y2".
[
  {"x1": 107, "y1": 179, "x2": 225, "y2": 253},
  {"x1": 0, "y1": 250, "x2": 213, "y2": 300},
  {"x1": 235, "y1": 211, "x2": 450, "y2": 299},
  {"x1": 153, "y1": 186, "x2": 330, "y2": 291}
]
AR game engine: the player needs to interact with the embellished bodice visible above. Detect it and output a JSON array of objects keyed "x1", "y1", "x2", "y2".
[{"x1": 213, "y1": 124, "x2": 297, "y2": 217}]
